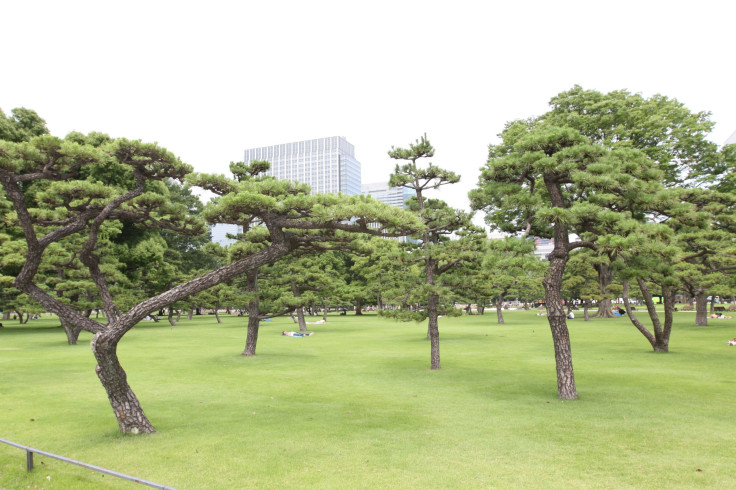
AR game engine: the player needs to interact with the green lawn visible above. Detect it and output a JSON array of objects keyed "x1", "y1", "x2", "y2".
[{"x1": 1, "y1": 311, "x2": 735, "y2": 489}]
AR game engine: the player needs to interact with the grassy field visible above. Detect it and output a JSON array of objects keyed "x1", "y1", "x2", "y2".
[{"x1": 1, "y1": 311, "x2": 735, "y2": 489}]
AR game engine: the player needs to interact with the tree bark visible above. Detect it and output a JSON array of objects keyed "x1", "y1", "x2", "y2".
[
  {"x1": 637, "y1": 279, "x2": 670, "y2": 352},
  {"x1": 592, "y1": 262, "x2": 616, "y2": 318},
  {"x1": 90, "y1": 332, "x2": 155, "y2": 434},
  {"x1": 60, "y1": 317, "x2": 83, "y2": 345},
  {"x1": 542, "y1": 174, "x2": 577, "y2": 400},
  {"x1": 427, "y1": 292, "x2": 441, "y2": 370},
  {"x1": 659, "y1": 286, "x2": 675, "y2": 352},
  {"x1": 290, "y1": 281, "x2": 308, "y2": 331},
  {"x1": 543, "y1": 253, "x2": 577, "y2": 399},
  {"x1": 695, "y1": 290, "x2": 708, "y2": 326},
  {"x1": 243, "y1": 271, "x2": 260, "y2": 356},
  {"x1": 354, "y1": 298, "x2": 363, "y2": 315},
  {"x1": 297, "y1": 308, "x2": 307, "y2": 331},
  {"x1": 422, "y1": 254, "x2": 442, "y2": 369},
  {"x1": 187, "y1": 309, "x2": 193, "y2": 320},
  {"x1": 215, "y1": 309, "x2": 222, "y2": 323},
  {"x1": 167, "y1": 309, "x2": 176, "y2": 326},
  {"x1": 243, "y1": 313, "x2": 260, "y2": 356},
  {"x1": 622, "y1": 280, "x2": 671, "y2": 352},
  {"x1": 495, "y1": 296, "x2": 505, "y2": 324}
]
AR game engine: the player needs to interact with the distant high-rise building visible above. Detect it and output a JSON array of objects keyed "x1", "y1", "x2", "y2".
[
  {"x1": 244, "y1": 136, "x2": 361, "y2": 195},
  {"x1": 361, "y1": 181, "x2": 413, "y2": 208},
  {"x1": 362, "y1": 182, "x2": 415, "y2": 243}
]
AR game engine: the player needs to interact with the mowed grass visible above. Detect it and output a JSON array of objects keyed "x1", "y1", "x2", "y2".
[{"x1": 1, "y1": 311, "x2": 735, "y2": 489}]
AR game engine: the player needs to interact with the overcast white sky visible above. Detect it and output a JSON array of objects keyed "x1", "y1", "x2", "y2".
[{"x1": 2, "y1": 1, "x2": 734, "y2": 218}]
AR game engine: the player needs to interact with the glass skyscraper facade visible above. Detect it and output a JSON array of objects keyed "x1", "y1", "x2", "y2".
[
  {"x1": 243, "y1": 136, "x2": 361, "y2": 195},
  {"x1": 361, "y1": 182, "x2": 415, "y2": 243},
  {"x1": 361, "y1": 181, "x2": 413, "y2": 208}
]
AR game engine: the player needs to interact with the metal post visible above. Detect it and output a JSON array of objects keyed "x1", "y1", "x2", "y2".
[{"x1": 26, "y1": 450, "x2": 34, "y2": 471}]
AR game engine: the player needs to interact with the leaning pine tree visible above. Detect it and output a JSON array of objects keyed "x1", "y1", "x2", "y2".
[{"x1": 0, "y1": 131, "x2": 422, "y2": 434}]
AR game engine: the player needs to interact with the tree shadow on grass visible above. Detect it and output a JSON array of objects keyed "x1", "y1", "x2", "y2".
[{"x1": 0, "y1": 324, "x2": 64, "y2": 336}]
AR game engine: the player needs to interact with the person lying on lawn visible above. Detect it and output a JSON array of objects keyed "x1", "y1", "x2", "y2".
[{"x1": 282, "y1": 331, "x2": 314, "y2": 337}]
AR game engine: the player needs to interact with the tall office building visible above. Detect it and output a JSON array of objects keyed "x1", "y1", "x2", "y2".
[
  {"x1": 243, "y1": 136, "x2": 361, "y2": 195},
  {"x1": 362, "y1": 182, "x2": 415, "y2": 243},
  {"x1": 361, "y1": 181, "x2": 413, "y2": 208}
]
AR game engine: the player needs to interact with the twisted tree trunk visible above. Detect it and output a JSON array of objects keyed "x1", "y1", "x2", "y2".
[
  {"x1": 592, "y1": 262, "x2": 616, "y2": 318},
  {"x1": 543, "y1": 174, "x2": 577, "y2": 400},
  {"x1": 495, "y1": 295, "x2": 505, "y2": 324},
  {"x1": 543, "y1": 251, "x2": 577, "y2": 399},
  {"x1": 91, "y1": 332, "x2": 155, "y2": 434},
  {"x1": 622, "y1": 280, "x2": 672, "y2": 352},
  {"x1": 60, "y1": 317, "x2": 83, "y2": 345}
]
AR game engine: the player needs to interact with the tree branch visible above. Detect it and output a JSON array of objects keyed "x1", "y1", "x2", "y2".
[{"x1": 567, "y1": 240, "x2": 596, "y2": 252}]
